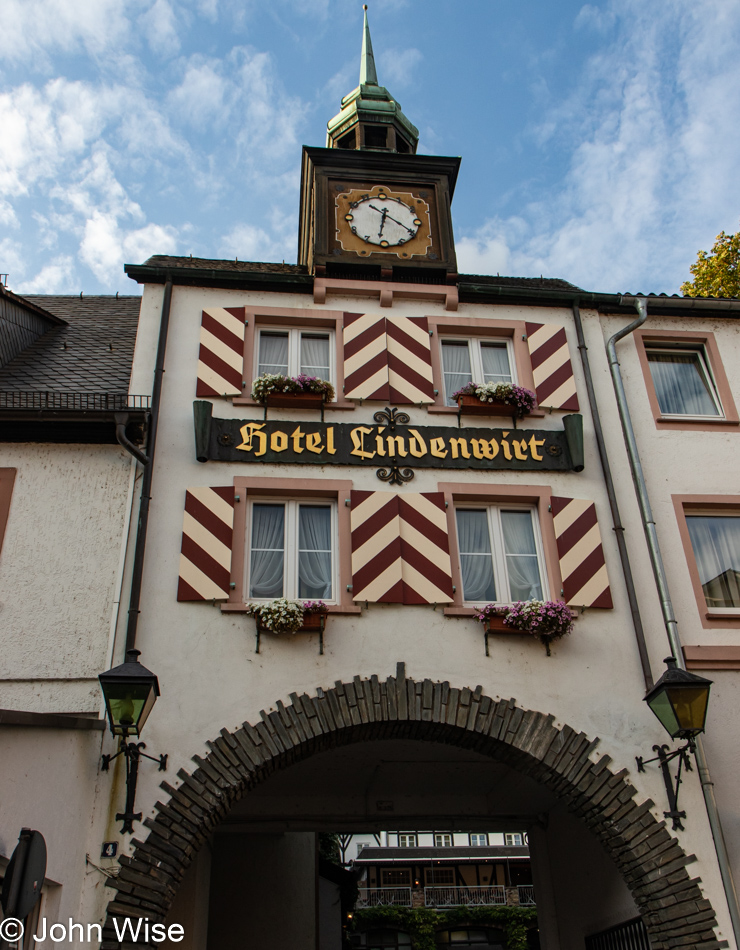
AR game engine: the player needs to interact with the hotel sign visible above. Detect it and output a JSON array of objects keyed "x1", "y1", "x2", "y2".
[{"x1": 194, "y1": 403, "x2": 584, "y2": 482}]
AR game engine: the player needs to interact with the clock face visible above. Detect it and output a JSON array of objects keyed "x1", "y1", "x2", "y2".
[
  {"x1": 344, "y1": 193, "x2": 422, "y2": 248},
  {"x1": 334, "y1": 185, "x2": 432, "y2": 258}
]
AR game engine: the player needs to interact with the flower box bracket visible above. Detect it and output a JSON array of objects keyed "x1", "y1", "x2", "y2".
[
  {"x1": 483, "y1": 616, "x2": 531, "y2": 656},
  {"x1": 255, "y1": 612, "x2": 326, "y2": 655},
  {"x1": 457, "y1": 395, "x2": 517, "y2": 429}
]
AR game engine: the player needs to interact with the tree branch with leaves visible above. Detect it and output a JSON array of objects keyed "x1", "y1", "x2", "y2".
[{"x1": 681, "y1": 229, "x2": 740, "y2": 298}]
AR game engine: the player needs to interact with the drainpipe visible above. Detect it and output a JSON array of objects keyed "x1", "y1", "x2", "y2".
[
  {"x1": 125, "y1": 278, "x2": 174, "y2": 653},
  {"x1": 571, "y1": 301, "x2": 652, "y2": 689},
  {"x1": 606, "y1": 297, "x2": 740, "y2": 948}
]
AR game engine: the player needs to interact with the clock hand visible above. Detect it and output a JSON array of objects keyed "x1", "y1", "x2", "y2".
[
  {"x1": 378, "y1": 208, "x2": 388, "y2": 237},
  {"x1": 383, "y1": 212, "x2": 416, "y2": 234}
]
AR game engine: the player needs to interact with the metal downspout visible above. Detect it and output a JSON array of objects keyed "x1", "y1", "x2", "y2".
[
  {"x1": 571, "y1": 302, "x2": 652, "y2": 688},
  {"x1": 606, "y1": 297, "x2": 740, "y2": 947},
  {"x1": 125, "y1": 278, "x2": 174, "y2": 653}
]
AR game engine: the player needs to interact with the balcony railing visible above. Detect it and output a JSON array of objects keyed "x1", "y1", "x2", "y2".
[
  {"x1": 356, "y1": 888, "x2": 412, "y2": 908},
  {"x1": 0, "y1": 391, "x2": 151, "y2": 411},
  {"x1": 517, "y1": 885, "x2": 536, "y2": 906},
  {"x1": 424, "y1": 886, "x2": 507, "y2": 908}
]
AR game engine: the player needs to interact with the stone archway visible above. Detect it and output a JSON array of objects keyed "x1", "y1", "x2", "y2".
[{"x1": 103, "y1": 665, "x2": 722, "y2": 949}]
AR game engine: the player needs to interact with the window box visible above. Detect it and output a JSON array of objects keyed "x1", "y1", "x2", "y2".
[
  {"x1": 264, "y1": 391, "x2": 327, "y2": 411},
  {"x1": 457, "y1": 394, "x2": 515, "y2": 417},
  {"x1": 297, "y1": 610, "x2": 326, "y2": 632},
  {"x1": 484, "y1": 615, "x2": 529, "y2": 634}
]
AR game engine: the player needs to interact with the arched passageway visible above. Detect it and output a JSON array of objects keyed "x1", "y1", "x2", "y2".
[{"x1": 102, "y1": 665, "x2": 721, "y2": 949}]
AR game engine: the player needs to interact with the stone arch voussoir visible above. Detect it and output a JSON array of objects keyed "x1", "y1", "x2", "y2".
[{"x1": 102, "y1": 666, "x2": 723, "y2": 950}]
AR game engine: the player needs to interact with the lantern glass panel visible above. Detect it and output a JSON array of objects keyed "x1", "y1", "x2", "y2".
[
  {"x1": 104, "y1": 682, "x2": 157, "y2": 736},
  {"x1": 667, "y1": 686, "x2": 710, "y2": 736},
  {"x1": 647, "y1": 690, "x2": 681, "y2": 737}
]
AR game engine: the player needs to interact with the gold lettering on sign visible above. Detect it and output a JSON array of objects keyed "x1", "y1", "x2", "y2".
[
  {"x1": 350, "y1": 426, "x2": 376, "y2": 459},
  {"x1": 449, "y1": 437, "x2": 471, "y2": 460},
  {"x1": 500, "y1": 432, "x2": 512, "y2": 461},
  {"x1": 306, "y1": 432, "x2": 324, "y2": 454},
  {"x1": 271, "y1": 431, "x2": 288, "y2": 452},
  {"x1": 238, "y1": 422, "x2": 267, "y2": 456},
  {"x1": 326, "y1": 428, "x2": 337, "y2": 455},
  {"x1": 386, "y1": 436, "x2": 407, "y2": 458},
  {"x1": 513, "y1": 439, "x2": 529, "y2": 461},
  {"x1": 528, "y1": 435, "x2": 545, "y2": 461},
  {"x1": 471, "y1": 438, "x2": 499, "y2": 460},
  {"x1": 408, "y1": 429, "x2": 428, "y2": 458},
  {"x1": 375, "y1": 434, "x2": 386, "y2": 457},
  {"x1": 291, "y1": 427, "x2": 305, "y2": 454},
  {"x1": 430, "y1": 437, "x2": 448, "y2": 458}
]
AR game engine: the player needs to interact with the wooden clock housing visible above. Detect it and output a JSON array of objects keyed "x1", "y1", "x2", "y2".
[{"x1": 298, "y1": 146, "x2": 461, "y2": 280}]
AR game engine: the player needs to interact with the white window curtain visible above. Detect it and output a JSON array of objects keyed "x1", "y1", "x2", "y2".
[
  {"x1": 687, "y1": 515, "x2": 740, "y2": 607},
  {"x1": 258, "y1": 332, "x2": 289, "y2": 376},
  {"x1": 501, "y1": 511, "x2": 543, "y2": 601},
  {"x1": 300, "y1": 334, "x2": 331, "y2": 379},
  {"x1": 298, "y1": 505, "x2": 333, "y2": 598},
  {"x1": 249, "y1": 504, "x2": 285, "y2": 598},
  {"x1": 456, "y1": 509, "x2": 496, "y2": 601},
  {"x1": 481, "y1": 343, "x2": 512, "y2": 385},
  {"x1": 647, "y1": 352, "x2": 719, "y2": 416},
  {"x1": 441, "y1": 341, "x2": 473, "y2": 405}
]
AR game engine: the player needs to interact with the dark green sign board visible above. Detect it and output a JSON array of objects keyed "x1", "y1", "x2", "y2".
[{"x1": 194, "y1": 402, "x2": 584, "y2": 481}]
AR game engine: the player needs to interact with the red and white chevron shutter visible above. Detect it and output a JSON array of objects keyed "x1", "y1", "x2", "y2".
[
  {"x1": 196, "y1": 306, "x2": 246, "y2": 397},
  {"x1": 550, "y1": 496, "x2": 613, "y2": 609},
  {"x1": 350, "y1": 491, "x2": 453, "y2": 604},
  {"x1": 343, "y1": 314, "x2": 435, "y2": 404},
  {"x1": 177, "y1": 487, "x2": 235, "y2": 601},
  {"x1": 386, "y1": 316, "x2": 435, "y2": 404},
  {"x1": 525, "y1": 322, "x2": 579, "y2": 412},
  {"x1": 343, "y1": 313, "x2": 390, "y2": 401}
]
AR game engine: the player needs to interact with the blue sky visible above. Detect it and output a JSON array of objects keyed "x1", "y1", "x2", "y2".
[{"x1": 1, "y1": 0, "x2": 739, "y2": 296}]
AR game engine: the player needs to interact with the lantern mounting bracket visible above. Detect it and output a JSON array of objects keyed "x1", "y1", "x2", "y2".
[
  {"x1": 636, "y1": 738, "x2": 695, "y2": 831},
  {"x1": 101, "y1": 732, "x2": 168, "y2": 834}
]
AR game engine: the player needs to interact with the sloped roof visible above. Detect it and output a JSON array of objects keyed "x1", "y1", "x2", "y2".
[{"x1": 0, "y1": 295, "x2": 141, "y2": 392}]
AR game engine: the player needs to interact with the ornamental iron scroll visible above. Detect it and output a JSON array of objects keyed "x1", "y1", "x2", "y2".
[
  {"x1": 377, "y1": 460, "x2": 415, "y2": 485},
  {"x1": 373, "y1": 407, "x2": 410, "y2": 432}
]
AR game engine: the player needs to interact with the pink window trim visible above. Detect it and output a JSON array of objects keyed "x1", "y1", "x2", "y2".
[
  {"x1": 232, "y1": 304, "x2": 356, "y2": 409},
  {"x1": 672, "y1": 494, "x2": 740, "y2": 630},
  {"x1": 436, "y1": 481, "x2": 562, "y2": 615},
  {"x1": 633, "y1": 329, "x2": 739, "y2": 431},
  {"x1": 0, "y1": 468, "x2": 16, "y2": 558},
  {"x1": 224, "y1": 475, "x2": 356, "y2": 611}
]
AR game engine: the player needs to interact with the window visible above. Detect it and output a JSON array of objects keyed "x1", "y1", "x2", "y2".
[
  {"x1": 455, "y1": 506, "x2": 546, "y2": 603},
  {"x1": 436, "y1": 930, "x2": 506, "y2": 947},
  {"x1": 469, "y1": 834, "x2": 488, "y2": 847},
  {"x1": 646, "y1": 346, "x2": 722, "y2": 417},
  {"x1": 440, "y1": 338, "x2": 514, "y2": 405},
  {"x1": 0, "y1": 469, "x2": 16, "y2": 559},
  {"x1": 366, "y1": 930, "x2": 412, "y2": 948},
  {"x1": 504, "y1": 833, "x2": 523, "y2": 847},
  {"x1": 247, "y1": 500, "x2": 335, "y2": 600},
  {"x1": 686, "y1": 514, "x2": 740, "y2": 609},
  {"x1": 397, "y1": 833, "x2": 417, "y2": 848},
  {"x1": 381, "y1": 868, "x2": 412, "y2": 886},
  {"x1": 434, "y1": 833, "x2": 453, "y2": 847},
  {"x1": 256, "y1": 327, "x2": 333, "y2": 384},
  {"x1": 425, "y1": 867, "x2": 455, "y2": 885}
]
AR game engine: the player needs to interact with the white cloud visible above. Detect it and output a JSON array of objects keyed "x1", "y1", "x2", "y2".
[
  {"x1": 0, "y1": 0, "x2": 132, "y2": 65},
  {"x1": 219, "y1": 223, "x2": 291, "y2": 263},
  {"x1": 574, "y1": 4, "x2": 617, "y2": 33},
  {"x1": 167, "y1": 59, "x2": 230, "y2": 127},
  {"x1": 378, "y1": 48, "x2": 423, "y2": 88},
  {"x1": 80, "y1": 213, "x2": 178, "y2": 284},
  {"x1": 139, "y1": 0, "x2": 182, "y2": 58},
  {"x1": 16, "y1": 257, "x2": 77, "y2": 294},
  {"x1": 458, "y1": 0, "x2": 740, "y2": 293}
]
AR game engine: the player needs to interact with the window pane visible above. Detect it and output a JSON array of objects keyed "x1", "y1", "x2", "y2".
[
  {"x1": 686, "y1": 515, "x2": 740, "y2": 607},
  {"x1": 501, "y1": 511, "x2": 543, "y2": 601},
  {"x1": 300, "y1": 333, "x2": 331, "y2": 380},
  {"x1": 442, "y1": 341, "x2": 473, "y2": 405},
  {"x1": 456, "y1": 510, "x2": 496, "y2": 601},
  {"x1": 480, "y1": 343, "x2": 512, "y2": 384},
  {"x1": 258, "y1": 332, "x2": 289, "y2": 376},
  {"x1": 298, "y1": 505, "x2": 332, "y2": 599},
  {"x1": 647, "y1": 351, "x2": 720, "y2": 416},
  {"x1": 250, "y1": 504, "x2": 284, "y2": 598}
]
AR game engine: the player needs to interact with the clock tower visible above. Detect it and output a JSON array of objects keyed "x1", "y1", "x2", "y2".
[{"x1": 298, "y1": 6, "x2": 460, "y2": 289}]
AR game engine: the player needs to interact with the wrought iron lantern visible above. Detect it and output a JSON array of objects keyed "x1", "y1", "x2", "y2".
[
  {"x1": 637, "y1": 657, "x2": 712, "y2": 830},
  {"x1": 99, "y1": 650, "x2": 167, "y2": 833}
]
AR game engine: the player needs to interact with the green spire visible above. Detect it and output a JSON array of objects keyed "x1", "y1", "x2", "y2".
[{"x1": 360, "y1": 5, "x2": 378, "y2": 86}]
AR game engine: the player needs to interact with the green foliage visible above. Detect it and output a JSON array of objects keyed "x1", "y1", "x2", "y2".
[
  {"x1": 319, "y1": 832, "x2": 342, "y2": 865},
  {"x1": 352, "y1": 905, "x2": 537, "y2": 950},
  {"x1": 681, "y1": 230, "x2": 740, "y2": 298}
]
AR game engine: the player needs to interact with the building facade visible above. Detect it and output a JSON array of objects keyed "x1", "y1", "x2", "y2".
[{"x1": 2, "y1": 11, "x2": 740, "y2": 950}]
